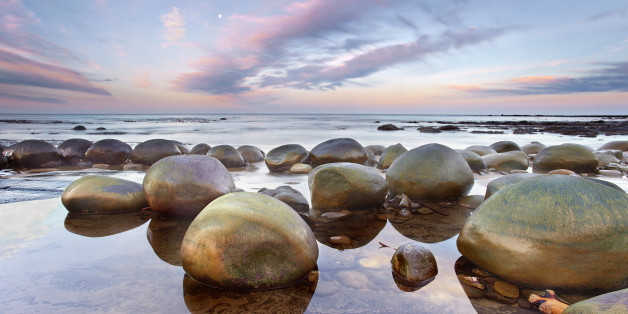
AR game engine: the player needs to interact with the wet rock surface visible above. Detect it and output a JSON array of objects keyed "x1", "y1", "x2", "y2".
[
  {"x1": 11, "y1": 140, "x2": 63, "y2": 169},
  {"x1": 237, "y1": 145, "x2": 265, "y2": 162},
  {"x1": 62, "y1": 175, "x2": 147, "y2": 214},
  {"x1": 377, "y1": 143, "x2": 407, "y2": 170},
  {"x1": 58, "y1": 138, "x2": 93, "y2": 163},
  {"x1": 533, "y1": 143, "x2": 599, "y2": 173},
  {"x1": 130, "y1": 139, "x2": 183, "y2": 166},
  {"x1": 309, "y1": 138, "x2": 369, "y2": 167},
  {"x1": 265, "y1": 144, "x2": 308, "y2": 173},
  {"x1": 258, "y1": 185, "x2": 309, "y2": 212},
  {"x1": 85, "y1": 139, "x2": 132, "y2": 165},
  {"x1": 208, "y1": 145, "x2": 247, "y2": 168}
]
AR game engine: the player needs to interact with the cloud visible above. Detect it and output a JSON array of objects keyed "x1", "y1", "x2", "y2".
[
  {"x1": 174, "y1": 0, "x2": 510, "y2": 96},
  {"x1": 588, "y1": 8, "x2": 627, "y2": 21},
  {"x1": 161, "y1": 7, "x2": 185, "y2": 45},
  {"x1": 0, "y1": 90, "x2": 66, "y2": 104},
  {"x1": 451, "y1": 62, "x2": 628, "y2": 96},
  {"x1": 0, "y1": 48, "x2": 112, "y2": 96}
]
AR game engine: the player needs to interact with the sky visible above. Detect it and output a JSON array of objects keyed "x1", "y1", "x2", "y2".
[{"x1": 0, "y1": 0, "x2": 627, "y2": 114}]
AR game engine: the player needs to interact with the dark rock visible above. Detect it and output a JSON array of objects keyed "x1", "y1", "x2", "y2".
[
  {"x1": 11, "y1": 139, "x2": 63, "y2": 168},
  {"x1": 72, "y1": 125, "x2": 86, "y2": 131},
  {"x1": 489, "y1": 141, "x2": 522, "y2": 153},
  {"x1": 143, "y1": 155, "x2": 235, "y2": 219},
  {"x1": 58, "y1": 138, "x2": 93, "y2": 162},
  {"x1": 85, "y1": 139, "x2": 132, "y2": 165},
  {"x1": 190, "y1": 143, "x2": 211, "y2": 155},
  {"x1": 485, "y1": 292, "x2": 516, "y2": 305},
  {"x1": 533, "y1": 143, "x2": 599, "y2": 173},
  {"x1": 377, "y1": 143, "x2": 407, "y2": 170},
  {"x1": 208, "y1": 145, "x2": 247, "y2": 168},
  {"x1": 265, "y1": 144, "x2": 309, "y2": 173},
  {"x1": 391, "y1": 242, "x2": 438, "y2": 284},
  {"x1": 377, "y1": 124, "x2": 404, "y2": 131},
  {"x1": 438, "y1": 125, "x2": 460, "y2": 131},
  {"x1": 130, "y1": 139, "x2": 183, "y2": 166},
  {"x1": 96, "y1": 127, "x2": 106, "y2": 130},
  {"x1": 258, "y1": 185, "x2": 309, "y2": 212},
  {"x1": 418, "y1": 126, "x2": 441, "y2": 133},
  {"x1": 309, "y1": 138, "x2": 368, "y2": 166},
  {"x1": 62, "y1": 175, "x2": 147, "y2": 214},
  {"x1": 237, "y1": 145, "x2": 265, "y2": 162}
]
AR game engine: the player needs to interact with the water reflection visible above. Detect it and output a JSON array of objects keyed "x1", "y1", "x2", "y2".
[
  {"x1": 311, "y1": 208, "x2": 386, "y2": 250},
  {"x1": 64, "y1": 211, "x2": 151, "y2": 237},
  {"x1": 388, "y1": 204, "x2": 475, "y2": 243},
  {"x1": 146, "y1": 216, "x2": 192, "y2": 266},
  {"x1": 183, "y1": 273, "x2": 316, "y2": 313}
]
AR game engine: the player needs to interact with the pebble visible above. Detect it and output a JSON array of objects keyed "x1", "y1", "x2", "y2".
[
  {"x1": 493, "y1": 280, "x2": 519, "y2": 298},
  {"x1": 321, "y1": 210, "x2": 352, "y2": 221},
  {"x1": 548, "y1": 169, "x2": 578, "y2": 176},
  {"x1": 457, "y1": 275, "x2": 484, "y2": 290},
  {"x1": 376, "y1": 213, "x2": 388, "y2": 221},
  {"x1": 417, "y1": 207, "x2": 433, "y2": 215},
  {"x1": 308, "y1": 270, "x2": 319, "y2": 283},
  {"x1": 336, "y1": 270, "x2": 368, "y2": 289},
  {"x1": 471, "y1": 268, "x2": 491, "y2": 277},
  {"x1": 517, "y1": 297, "x2": 532, "y2": 309},
  {"x1": 397, "y1": 209, "x2": 412, "y2": 220},
  {"x1": 289, "y1": 163, "x2": 313, "y2": 174},
  {"x1": 598, "y1": 169, "x2": 622, "y2": 177},
  {"x1": 329, "y1": 235, "x2": 352, "y2": 245},
  {"x1": 399, "y1": 194, "x2": 411, "y2": 208},
  {"x1": 485, "y1": 291, "x2": 516, "y2": 305},
  {"x1": 461, "y1": 284, "x2": 485, "y2": 299}
]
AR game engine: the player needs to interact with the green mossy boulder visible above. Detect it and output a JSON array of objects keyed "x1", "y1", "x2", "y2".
[
  {"x1": 208, "y1": 145, "x2": 247, "y2": 168},
  {"x1": 387, "y1": 143, "x2": 474, "y2": 202},
  {"x1": 131, "y1": 139, "x2": 183, "y2": 166},
  {"x1": 265, "y1": 144, "x2": 309, "y2": 173},
  {"x1": 62, "y1": 175, "x2": 147, "y2": 214},
  {"x1": 309, "y1": 162, "x2": 387, "y2": 210},
  {"x1": 482, "y1": 151, "x2": 529, "y2": 172},
  {"x1": 377, "y1": 143, "x2": 407, "y2": 170},
  {"x1": 190, "y1": 143, "x2": 211, "y2": 155},
  {"x1": 456, "y1": 149, "x2": 487, "y2": 173},
  {"x1": 465, "y1": 145, "x2": 497, "y2": 156},
  {"x1": 143, "y1": 155, "x2": 235, "y2": 219},
  {"x1": 489, "y1": 141, "x2": 522, "y2": 153},
  {"x1": 457, "y1": 175, "x2": 628, "y2": 291},
  {"x1": 365, "y1": 144, "x2": 386, "y2": 156},
  {"x1": 309, "y1": 138, "x2": 368, "y2": 167},
  {"x1": 533, "y1": 143, "x2": 598, "y2": 173},
  {"x1": 181, "y1": 192, "x2": 318, "y2": 290},
  {"x1": 564, "y1": 288, "x2": 628, "y2": 314},
  {"x1": 484, "y1": 173, "x2": 542, "y2": 199}
]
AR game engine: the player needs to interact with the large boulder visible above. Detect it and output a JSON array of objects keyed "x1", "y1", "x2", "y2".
[
  {"x1": 377, "y1": 143, "x2": 407, "y2": 170},
  {"x1": 58, "y1": 138, "x2": 93, "y2": 162},
  {"x1": 208, "y1": 145, "x2": 247, "y2": 168},
  {"x1": 386, "y1": 143, "x2": 474, "y2": 202},
  {"x1": 265, "y1": 144, "x2": 308, "y2": 173},
  {"x1": 143, "y1": 155, "x2": 235, "y2": 219},
  {"x1": 484, "y1": 173, "x2": 542, "y2": 199},
  {"x1": 365, "y1": 145, "x2": 386, "y2": 156},
  {"x1": 11, "y1": 139, "x2": 62, "y2": 168},
  {"x1": 258, "y1": 185, "x2": 309, "y2": 212},
  {"x1": 521, "y1": 141, "x2": 546, "y2": 155},
  {"x1": 457, "y1": 175, "x2": 628, "y2": 291},
  {"x1": 455, "y1": 149, "x2": 487, "y2": 173},
  {"x1": 170, "y1": 140, "x2": 189, "y2": 154},
  {"x1": 181, "y1": 192, "x2": 318, "y2": 290},
  {"x1": 237, "y1": 145, "x2": 265, "y2": 162},
  {"x1": 61, "y1": 175, "x2": 147, "y2": 214},
  {"x1": 489, "y1": 141, "x2": 522, "y2": 153},
  {"x1": 309, "y1": 162, "x2": 387, "y2": 210},
  {"x1": 309, "y1": 138, "x2": 368, "y2": 167},
  {"x1": 465, "y1": 145, "x2": 497, "y2": 156},
  {"x1": 564, "y1": 288, "x2": 628, "y2": 314},
  {"x1": 131, "y1": 139, "x2": 182, "y2": 166},
  {"x1": 190, "y1": 143, "x2": 211, "y2": 155},
  {"x1": 482, "y1": 151, "x2": 529, "y2": 172},
  {"x1": 533, "y1": 143, "x2": 599, "y2": 173},
  {"x1": 85, "y1": 139, "x2": 132, "y2": 165},
  {"x1": 597, "y1": 140, "x2": 628, "y2": 152}
]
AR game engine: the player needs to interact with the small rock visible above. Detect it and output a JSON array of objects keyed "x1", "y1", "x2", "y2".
[
  {"x1": 458, "y1": 275, "x2": 484, "y2": 290},
  {"x1": 289, "y1": 163, "x2": 313, "y2": 174},
  {"x1": 517, "y1": 297, "x2": 532, "y2": 309},
  {"x1": 548, "y1": 169, "x2": 578, "y2": 176},
  {"x1": 377, "y1": 124, "x2": 404, "y2": 131},
  {"x1": 308, "y1": 270, "x2": 319, "y2": 283},
  {"x1": 598, "y1": 169, "x2": 622, "y2": 177},
  {"x1": 376, "y1": 213, "x2": 388, "y2": 221},
  {"x1": 329, "y1": 235, "x2": 352, "y2": 245},
  {"x1": 485, "y1": 291, "x2": 516, "y2": 305},
  {"x1": 472, "y1": 268, "x2": 491, "y2": 277},
  {"x1": 462, "y1": 284, "x2": 485, "y2": 298},
  {"x1": 399, "y1": 194, "x2": 411, "y2": 208},
  {"x1": 398, "y1": 209, "x2": 412, "y2": 220},
  {"x1": 494, "y1": 280, "x2": 519, "y2": 298},
  {"x1": 73, "y1": 125, "x2": 86, "y2": 131},
  {"x1": 320, "y1": 210, "x2": 353, "y2": 221},
  {"x1": 417, "y1": 207, "x2": 433, "y2": 215}
]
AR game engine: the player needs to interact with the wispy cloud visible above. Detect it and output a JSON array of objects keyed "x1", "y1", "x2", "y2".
[
  {"x1": 0, "y1": 89, "x2": 66, "y2": 104},
  {"x1": 161, "y1": 6, "x2": 185, "y2": 45},
  {"x1": 451, "y1": 62, "x2": 628, "y2": 96}
]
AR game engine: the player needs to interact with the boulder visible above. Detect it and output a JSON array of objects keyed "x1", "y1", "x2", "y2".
[
  {"x1": 482, "y1": 151, "x2": 529, "y2": 172},
  {"x1": 377, "y1": 143, "x2": 407, "y2": 170},
  {"x1": 130, "y1": 139, "x2": 182, "y2": 166},
  {"x1": 365, "y1": 148, "x2": 377, "y2": 167},
  {"x1": 484, "y1": 173, "x2": 542, "y2": 199},
  {"x1": 0, "y1": 155, "x2": 7, "y2": 169},
  {"x1": 391, "y1": 242, "x2": 438, "y2": 284},
  {"x1": 237, "y1": 145, "x2": 265, "y2": 162},
  {"x1": 309, "y1": 138, "x2": 368, "y2": 167},
  {"x1": 365, "y1": 145, "x2": 386, "y2": 156},
  {"x1": 585, "y1": 178, "x2": 627, "y2": 194},
  {"x1": 11, "y1": 139, "x2": 63, "y2": 168},
  {"x1": 387, "y1": 143, "x2": 474, "y2": 202},
  {"x1": 143, "y1": 155, "x2": 235, "y2": 219},
  {"x1": 489, "y1": 141, "x2": 522, "y2": 153},
  {"x1": 289, "y1": 163, "x2": 313, "y2": 174},
  {"x1": 58, "y1": 138, "x2": 93, "y2": 162},
  {"x1": 85, "y1": 139, "x2": 132, "y2": 165},
  {"x1": 258, "y1": 185, "x2": 309, "y2": 212},
  {"x1": 455, "y1": 149, "x2": 487, "y2": 173},
  {"x1": 521, "y1": 142, "x2": 546, "y2": 155},
  {"x1": 170, "y1": 141, "x2": 189, "y2": 154},
  {"x1": 457, "y1": 175, "x2": 628, "y2": 291},
  {"x1": 465, "y1": 145, "x2": 497, "y2": 156},
  {"x1": 181, "y1": 192, "x2": 318, "y2": 290},
  {"x1": 190, "y1": 143, "x2": 211, "y2": 155},
  {"x1": 533, "y1": 144, "x2": 598, "y2": 173},
  {"x1": 377, "y1": 124, "x2": 404, "y2": 131},
  {"x1": 564, "y1": 288, "x2": 628, "y2": 314},
  {"x1": 61, "y1": 175, "x2": 147, "y2": 214},
  {"x1": 594, "y1": 151, "x2": 621, "y2": 168},
  {"x1": 265, "y1": 144, "x2": 308, "y2": 173},
  {"x1": 208, "y1": 145, "x2": 247, "y2": 168},
  {"x1": 309, "y1": 162, "x2": 387, "y2": 210},
  {"x1": 597, "y1": 140, "x2": 628, "y2": 152}
]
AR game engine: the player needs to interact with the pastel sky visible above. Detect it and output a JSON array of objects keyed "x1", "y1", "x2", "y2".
[{"x1": 0, "y1": 0, "x2": 627, "y2": 114}]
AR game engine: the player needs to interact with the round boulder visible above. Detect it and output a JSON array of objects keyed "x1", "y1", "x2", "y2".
[
  {"x1": 465, "y1": 145, "x2": 497, "y2": 156},
  {"x1": 131, "y1": 139, "x2": 182, "y2": 166},
  {"x1": 597, "y1": 140, "x2": 628, "y2": 152},
  {"x1": 533, "y1": 143, "x2": 598, "y2": 173},
  {"x1": 181, "y1": 192, "x2": 318, "y2": 290},
  {"x1": 190, "y1": 143, "x2": 211, "y2": 155},
  {"x1": 62, "y1": 175, "x2": 147, "y2": 214},
  {"x1": 143, "y1": 155, "x2": 235, "y2": 219},
  {"x1": 365, "y1": 145, "x2": 386, "y2": 156},
  {"x1": 457, "y1": 175, "x2": 628, "y2": 290},
  {"x1": 208, "y1": 145, "x2": 247, "y2": 168},
  {"x1": 387, "y1": 143, "x2": 474, "y2": 202},
  {"x1": 237, "y1": 145, "x2": 265, "y2": 163},
  {"x1": 85, "y1": 139, "x2": 132, "y2": 165},
  {"x1": 482, "y1": 151, "x2": 529, "y2": 172},
  {"x1": 258, "y1": 185, "x2": 309, "y2": 212},
  {"x1": 58, "y1": 138, "x2": 93, "y2": 162},
  {"x1": 170, "y1": 140, "x2": 189, "y2": 154},
  {"x1": 521, "y1": 141, "x2": 546, "y2": 155},
  {"x1": 564, "y1": 288, "x2": 628, "y2": 314},
  {"x1": 309, "y1": 162, "x2": 387, "y2": 210},
  {"x1": 309, "y1": 138, "x2": 368, "y2": 167},
  {"x1": 484, "y1": 173, "x2": 542, "y2": 199},
  {"x1": 265, "y1": 144, "x2": 308, "y2": 173},
  {"x1": 377, "y1": 143, "x2": 407, "y2": 170},
  {"x1": 489, "y1": 141, "x2": 522, "y2": 153},
  {"x1": 391, "y1": 242, "x2": 438, "y2": 284},
  {"x1": 11, "y1": 139, "x2": 62, "y2": 168},
  {"x1": 455, "y1": 149, "x2": 487, "y2": 173}
]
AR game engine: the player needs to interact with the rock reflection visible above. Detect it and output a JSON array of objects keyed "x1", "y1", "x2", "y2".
[
  {"x1": 146, "y1": 215, "x2": 192, "y2": 266},
  {"x1": 392, "y1": 271, "x2": 436, "y2": 292},
  {"x1": 183, "y1": 272, "x2": 316, "y2": 313},
  {"x1": 64, "y1": 211, "x2": 151, "y2": 237},
  {"x1": 311, "y1": 208, "x2": 386, "y2": 249},
  {"x1": 388, "y1": 203, "x2": 475, "y2": 243}
]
